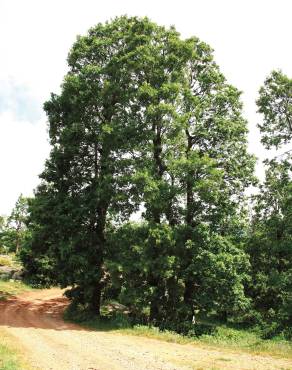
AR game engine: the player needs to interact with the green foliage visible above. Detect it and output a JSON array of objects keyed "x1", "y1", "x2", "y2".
[
  {"x1": 247, "y1": 158, "x2": 292, "y2": 337},
  {"x1": 64, "y1": 301, "x2": 132, "y2": 330},
  {"x1": 159, "y1": 320, "x2": 218, "y2": 337},
  {"x1": 17, "y1": 195, "x2": 58, "y2": 287},
  {"x1": 65, "y1": 306, "x2": 292, "y2": 359},
  {"x1": 23, "y1": 16, "x2": 191, "y2": 312},
  {"x1": 0, "y1": 256, "x2": 12, "y2": 267},
  {"x1": 0, "y1": 280, "x2": 34, "y2": 301},
  {"x1": 22, "y1": 17, "x2": 292, "y2": 341},
  {"x1": 257, "y1": 70, "x2": 292, "y2": 149},
  {"x1": 199, "y1": 325, "x2": 292, "y2": 357},
  {"x1": 107, "y1": 222, "x2": 251, "y2": 328},
  {"x1": 0, "y1": 344, "x2": 21, "y2": 370},
  {"x1": 0, "y1": 329, "x2": 29, "y2": 370},
  {"x1": 247, "y1": 71, "x2": 292, "y2": 339},
  {"x1": 0, "y1": 195, "x2": 30, "y2": 254}
]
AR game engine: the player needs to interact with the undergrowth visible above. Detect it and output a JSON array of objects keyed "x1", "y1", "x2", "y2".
[
  {"x1": 64, "y1": 303, "x2": 292, "y2": 359},
  {"x1": 0, "y1": 343, "x2": 20, "y2": 370},
  {"x1": 0, "y1": 280, "x2": 34, "y2": 301},
  {"x1": 0, "y1": 330, "x2": 29, "y2": 370}
]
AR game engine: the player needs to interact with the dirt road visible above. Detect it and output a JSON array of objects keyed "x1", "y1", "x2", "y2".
[{"x1": 0, "y1": 289, "x2": 291, "y2": 370}]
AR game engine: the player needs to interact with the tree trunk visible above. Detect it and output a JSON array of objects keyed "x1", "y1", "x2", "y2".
[
  {"x1": 15, "y1": 238, "x2": 20, "y2": 254},
  {"x1": 89, "y1": 204, "x2": 108, "y2": 316},
  {"x1": 89, "y1": 283, "x2": 102, "y2": 315},
  {"x1": 149, "y1": 285, "x2": 160, "y2": 323},
  {"x1": 87, "y1": 141, "x2": 109, "y2": 316},
  {"x1": 183, "y1": 129, "x2": 196, "y2": 320},
  {"x1": 183, "y1": 280, "x2": 195, "y2": 321},
  {"x1": 185, "y1": 129, "x2": 194, "y2": 226}
]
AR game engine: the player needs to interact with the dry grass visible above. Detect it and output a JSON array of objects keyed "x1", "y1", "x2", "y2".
[
  {"x1": 121, "y1": 325, "x2": 292, "y2": 359},
  {"x1": 74, "y1": 316, "x2": 292, "y2": 360},
  {"x1": 0, "y1": 280, "x2": 34, "y2": 301},
  {"x1": 0, "y1": 329, "x2": 30, "y2": 370},
  {"x1": 0, "y1": 256, "x2": 12, "y2": 267},
  {"x1": 0, "y1": 280, "x2": 33, "y2": 369}
]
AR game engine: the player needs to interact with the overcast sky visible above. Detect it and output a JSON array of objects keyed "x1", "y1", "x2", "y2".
[{"x1": 0, "y1": 0, "x2": 291, "y2": 215}]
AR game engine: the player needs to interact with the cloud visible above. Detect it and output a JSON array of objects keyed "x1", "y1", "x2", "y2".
[
  {"x1": 0, "y1": 78, "x2": 43, "y2": 123},
  {"x1": 0, "y1": 111, "x2": 50, "y2": 215}
]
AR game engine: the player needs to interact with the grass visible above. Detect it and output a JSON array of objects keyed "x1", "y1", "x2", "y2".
[
  {"x1": 0, "y1": 330, "x2": 29, "y2": 370},
  {"x1": 0, "y1": 328, "x2": 31, "y2": 370},
  {"x1": 0, "y1": 254, "x2": 21, "y2": 269},
  {"x1": 65, "y1": 307, "x2": 292, "y2": 360},
  {"x1": 198, "y1": 325, "x2": 292, "y2": 358},
  {"x1": 0, "y1": 341, "x2": 21, "y2": 370},
  {"x1": 0, "y1": 278, "x2": 33, "y2": 369},
  {"x1": 0, "y1": 280, "x2": 34, "y2": 301},
  {"x1": 120, "y1": 325, "x2": 292, "y2": 359},
  {"x1": 0, "y1": 256, "x2": 12, "y2": 267}
]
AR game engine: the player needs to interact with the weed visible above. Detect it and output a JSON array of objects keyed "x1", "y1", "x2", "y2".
[
  {"x1": 66, "y1": 307, "x2": 292, "y2": 359},
  {"x1": 0, "y1": 280, "x2": 34, "y2": 301}
]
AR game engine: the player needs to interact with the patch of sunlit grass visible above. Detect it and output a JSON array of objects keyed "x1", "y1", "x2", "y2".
[
  {"x1": 66, "y1": 306, "x2": 292, "y2": 360},
  {"x1": 0, "y1": 330, "x2": 30, "y2": 370},
  {"x1": 0, "y1": 280, "x2": 34, "y2": 301}
]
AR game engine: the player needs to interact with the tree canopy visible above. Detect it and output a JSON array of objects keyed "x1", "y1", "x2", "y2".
[
  {"x1": 19, "y1": 17, "x2": 291, "y2": 340},
  {"x1": 0, "y1": 195, "x2": 29, "y2": 254},
  {"x1": 257, "y1": 70, "x2": 292, "y2": 149}
]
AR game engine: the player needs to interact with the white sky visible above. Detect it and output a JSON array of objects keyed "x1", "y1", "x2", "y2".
[{"x1": 0, "y1": 0, "x2": 291, "y2": 215}]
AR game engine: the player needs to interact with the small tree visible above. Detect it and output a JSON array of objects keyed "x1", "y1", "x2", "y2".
[
  {"x1": 247, "y1": 70, "x2": 292, "y2": 338},
  {"x1": 248, "y1": 158, "x2": 292, "y2": 335},
  {"x1": 257, "y1": 70, "x2": 292, "y2": 149},
  {"x1": 0, "y1": 216, "x2": 7, "y2": 253},
  {"x1": 7, "y1": 194, "x2": 29, "y2": 253}
]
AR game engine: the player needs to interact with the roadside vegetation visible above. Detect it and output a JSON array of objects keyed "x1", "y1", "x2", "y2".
[
  {"x1": 0, "y1": 343, "x2": 21, "y2": 370},
  {"x1": 0, "y1": 329, "x2": 29, "y2": 370},
  {"x1": 0, "y1": 253, "x2": 21, "y2": 269},
  {"x1": 0, "y1": 280, "x2": 33, "y2": 301},
  {"x1": 120, "y1": 326, "x2": 292, "y2": 359},
  {"x1": 65, "y1": 303, "x2": 292, "y2": 360},
  {"x1": 0, "y1": 273, "x2": 33, "y2": 369},
  {"x1": 0, "y1": 252, "x2": 34, "y2": 301}
]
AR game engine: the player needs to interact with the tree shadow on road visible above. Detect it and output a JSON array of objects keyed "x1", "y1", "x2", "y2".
[
  {"x1": 0, "y1": 292, "x2": 135, "y2": 334},
  {"x1": 0, "y1": 295, "x2": 88, "y2": 331}
]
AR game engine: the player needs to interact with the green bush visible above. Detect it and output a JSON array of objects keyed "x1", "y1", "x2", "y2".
[
  {"x1": 158, "y1": 320, "x2": 217, "y2": 337},
  {"x1": 64, "y1": 300, "x2": 132, "y2": 330},
  {"x1": 282, "y1": 327, "x2": 292, "y2": 341},
  {"x1": 0, "y1": 256, "x2": 12, "y2": 267}
]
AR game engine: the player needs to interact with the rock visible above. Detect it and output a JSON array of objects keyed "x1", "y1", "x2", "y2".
[
  {"x1": 12, "y1": 270, "x2": 24, "y2": 280},
  {"x1": 0, "y1": 265, "x2": 23, "y2": 281}
]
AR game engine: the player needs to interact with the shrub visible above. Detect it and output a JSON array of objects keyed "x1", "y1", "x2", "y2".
[{"x1": 158, "y1": 320, "x2": 217, "y2": 337}]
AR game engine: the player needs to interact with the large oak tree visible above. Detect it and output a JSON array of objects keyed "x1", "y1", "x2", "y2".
[{"x1": 24, "y1": 17, "x2": 255, "y2": 324}]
